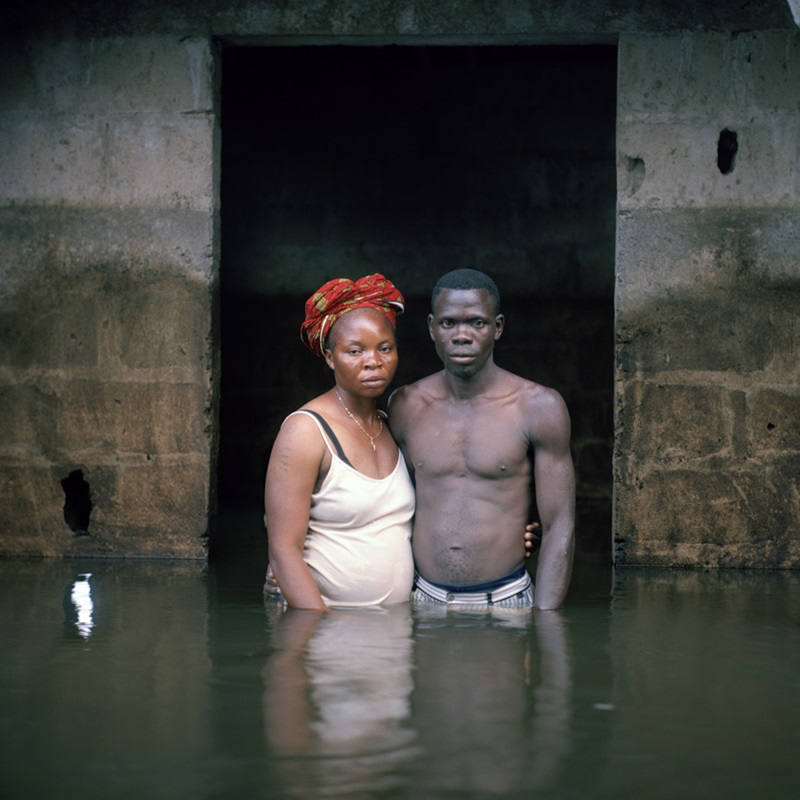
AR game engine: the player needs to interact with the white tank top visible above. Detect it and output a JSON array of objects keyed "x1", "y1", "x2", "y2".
[{"x1": 286, "y1": 410, "x2": 415, "y2": 608}]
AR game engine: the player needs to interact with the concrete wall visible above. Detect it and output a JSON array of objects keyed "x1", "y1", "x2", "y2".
[
  {"x1": 0, "y1": 35, "x2": 219, "y2": 556},
  {"x1": 1, "y1": 0, "x2": 797, "y2": 563},
  {"x1": 614, "y1": 30, "x2": 800, "y2": 567}
]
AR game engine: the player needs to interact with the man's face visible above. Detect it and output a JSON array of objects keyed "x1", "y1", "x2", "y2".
[{"x1": 427, "y1": 288, "x2": 504, "y2": 379}]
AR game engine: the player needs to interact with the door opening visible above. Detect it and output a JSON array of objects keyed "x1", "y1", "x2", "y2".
[{"x1": 217, "y1": 44, "x2": 616, "y2": 562}]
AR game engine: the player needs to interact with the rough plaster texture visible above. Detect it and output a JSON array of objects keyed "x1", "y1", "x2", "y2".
[
  {"x1": 0, "y1": 35, "x2": 219, "y2": 557},
  {"x1": 1, "y1": 0, "x2": 798, "y2": 563},
  {"x1": 614, "y1": 31, "x2": 800, "y2": 568},
  {"x1": 8, "y1": 0, "x2": 793, "y2": 40}
]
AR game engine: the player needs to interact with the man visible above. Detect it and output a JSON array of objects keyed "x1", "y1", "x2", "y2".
[{"x1": 388, "y1": 269, "x2": 575, "y2": 611}]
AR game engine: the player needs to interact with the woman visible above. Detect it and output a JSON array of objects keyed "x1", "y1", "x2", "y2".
[{"x1": 264, "y1": 274, "x2": 415, "y2": 610}]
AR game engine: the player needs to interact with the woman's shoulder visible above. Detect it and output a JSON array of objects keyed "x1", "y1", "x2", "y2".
[
  {"x1": 278, "y1": 407, "x2": 328, "y2": 445},
  {"x1": 267, "y1": 406, "x2": 331, "y2": 485},
  {"x1": 283, "y1": 398, "x2": 345, "y2": 464},
  {"x1": 297, "y1": 391, "x2": 339, "y2": 417}
]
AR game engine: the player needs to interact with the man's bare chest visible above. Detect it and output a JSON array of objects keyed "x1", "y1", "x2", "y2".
[{"x1": 405, "y1": 409, "x2": 530, "y2": 480}]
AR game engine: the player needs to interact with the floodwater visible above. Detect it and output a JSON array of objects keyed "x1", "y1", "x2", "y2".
[{"x1": 1, "y1": 545, "x2": 799, "y2": 799}]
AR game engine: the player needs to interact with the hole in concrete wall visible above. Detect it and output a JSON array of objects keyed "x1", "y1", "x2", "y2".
[
  {"x1": 717, "y1": 128, "x2": 738, "y2": 174},
  {"x1": 61, "y1": 470, "x2": 92, "y2": 535},
  {"x1": 625, "y1": 156, "x2": 645, "y2": 195}
]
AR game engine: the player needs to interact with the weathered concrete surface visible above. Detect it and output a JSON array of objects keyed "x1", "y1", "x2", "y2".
[
  {"x1": 614, "y1": 31, "x2": 800, "y2": 568},
  {"x1": 0, "y1": 35, "x2": 218, "y2": 557},
  {"x1": 7, "y1": 0, "x2": 794, "y2": 40},
  {"x1": 0, "y1": 264, "x2": 216, "y2": 557},
  {"x1": 1, "y1": 1, "x2": 797, "y2": 562}
]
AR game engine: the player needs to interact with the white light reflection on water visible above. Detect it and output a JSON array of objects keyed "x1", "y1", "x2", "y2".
[{"x1": 68, "y1": 573, "x2": 94, "y2": 640}]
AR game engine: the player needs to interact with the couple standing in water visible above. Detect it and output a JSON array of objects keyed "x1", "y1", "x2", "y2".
[{"x1": 264, "y1": 269, "x2": 575, "y2": 611}]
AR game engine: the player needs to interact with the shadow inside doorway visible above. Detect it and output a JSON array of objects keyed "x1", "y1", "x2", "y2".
[{"x1": 216, "y1": 44, "x2": 617, "y2": 563}]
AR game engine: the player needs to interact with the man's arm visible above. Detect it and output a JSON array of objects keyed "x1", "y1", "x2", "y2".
[
  {"x1": 529, "y1": 389, "x2": 576, "y2": 610},
  {"x1": 386, "y1": 386, "x2": 415, "y2": 480}
]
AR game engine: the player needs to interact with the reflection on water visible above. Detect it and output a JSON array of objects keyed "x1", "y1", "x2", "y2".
[
  {"x1": 1, "y1": 559, "x2": 799, "y2": 799},
  {"x1": 262, "y1": 604, "x2": 417, "y2": 796},
  {"x1": 410, "y1": 606, "x2": 573, "y2": 796},
  {"x1": 259, "y1": 603, "x2": 575, "y2": 797},
  {"x1": 64, "y1": 573, "x2": 94, "y2": 640}
]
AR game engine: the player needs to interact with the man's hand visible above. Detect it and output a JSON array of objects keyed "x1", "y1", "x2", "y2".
[
  {"x1": 263, "y1": 562, "x2": 283, "y2": 597},
  {"x1": 525, "y1": 521, "x2": 542, "y2": 558}
]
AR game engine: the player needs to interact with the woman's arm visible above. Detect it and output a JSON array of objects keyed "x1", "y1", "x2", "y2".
[
  {"x1": 262, "y1": 609, "x2": 325, "y2": 754},
  {"x1": 265, "y1": 415, "x2": 328, "y2": 611}
]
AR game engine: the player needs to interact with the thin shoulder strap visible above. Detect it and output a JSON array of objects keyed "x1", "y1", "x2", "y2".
[{"x1": 292, "y1": 409, "x2": 353, "y2": 468}]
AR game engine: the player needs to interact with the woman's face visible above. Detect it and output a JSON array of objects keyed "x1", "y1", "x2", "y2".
[{"x1": 324, "y1": 308, "x2": 399, "y2": 399}]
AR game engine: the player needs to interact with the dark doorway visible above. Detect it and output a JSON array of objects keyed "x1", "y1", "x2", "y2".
[{"x1": 217, "y1": 45, "x2": 616, "y2": 560}]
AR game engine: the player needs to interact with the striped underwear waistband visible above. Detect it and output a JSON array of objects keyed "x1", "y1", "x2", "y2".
[{"x1": 413, "y1": 567, "x2": 532, "y2": 605}]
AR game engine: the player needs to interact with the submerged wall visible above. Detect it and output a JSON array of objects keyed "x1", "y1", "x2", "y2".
[
  {"x1": 0, "y1": 36, "x2": 219, "y2": 556},
  {"x1": 614, "y1": 30, "x2": 800, "y2": 566},
  {"x1": 0, "y1": 0, "x2": 797, "y2": 563}
]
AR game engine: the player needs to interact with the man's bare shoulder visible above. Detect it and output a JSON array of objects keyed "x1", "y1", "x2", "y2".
[
  {"x1": 494, "y1": 370, "x2": 569, "y2": 434},
  {"x1": 388, "y1": 373, "x2": 446, "y2": 438},
  {"x1": 512, "y1": 374, "x2": 564, "y2": 406},
  {"x1": 508, "y1": 374, "x2": 571, "y2": 444},
  {"x1": 390, "y1": 372, "x2": 446, "y2": 409}
]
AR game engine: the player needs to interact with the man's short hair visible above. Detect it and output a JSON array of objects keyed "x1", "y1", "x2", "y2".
[{"x1": 431, "y1": 269, "x2": 501, "y2": 315}]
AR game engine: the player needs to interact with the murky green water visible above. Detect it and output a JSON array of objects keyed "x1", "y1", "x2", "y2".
[{"x1": 1, "y1": 552, "x2": 799, "y2": 799}]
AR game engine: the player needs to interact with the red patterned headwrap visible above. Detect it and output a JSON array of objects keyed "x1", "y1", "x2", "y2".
[{"x1": 300, "y1": 273, "x2": 405, "y2": 357}]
